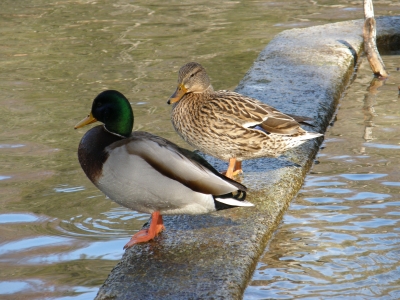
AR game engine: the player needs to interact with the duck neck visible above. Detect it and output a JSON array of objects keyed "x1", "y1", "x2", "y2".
[{"x1": 193, "y1": 84, "x2": 214, "y2": 94}]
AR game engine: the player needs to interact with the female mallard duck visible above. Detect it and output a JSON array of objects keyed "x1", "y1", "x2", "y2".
[
  {"x1": 75, "y1": 90, "x2": 253, "y2": 249},
  {"x1": 168, "y1": 62, "x2": 323, "y2": 178}
]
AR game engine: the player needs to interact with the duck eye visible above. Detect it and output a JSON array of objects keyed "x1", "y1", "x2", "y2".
[{"x1": 190, "y1": 73, "x2": 195, "y2": 78}]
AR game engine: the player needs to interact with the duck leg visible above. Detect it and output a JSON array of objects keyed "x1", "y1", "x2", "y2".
[
  {"x1": 224, "y1": 158, "x2": 243, "y2": 179},
  {"x1": 234, "y1": 160, "x2": 242, "y2": 176},
  {"x1": 123, "y1": 211, "x2": 165, "y2": 249}
]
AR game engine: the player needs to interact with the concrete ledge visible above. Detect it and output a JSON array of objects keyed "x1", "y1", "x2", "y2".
[{"x1": 96, "y1": 16, "x2": 400, "y2": 300}]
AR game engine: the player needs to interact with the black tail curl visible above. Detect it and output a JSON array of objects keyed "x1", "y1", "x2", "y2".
[
  {"x1": 213, "y1": 190, "x2": 247, "y2": 211},
  {"x1": 233, "y1": 190, "x2": 246, "y2": 201}
]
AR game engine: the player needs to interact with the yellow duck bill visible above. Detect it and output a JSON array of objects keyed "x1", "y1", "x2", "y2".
[
  {"x1": 74, "y1": 112, "x2": 98, "y2": 129},
  {"x1": 167, "y1": 84, "x2": 187, "y2": 104}
]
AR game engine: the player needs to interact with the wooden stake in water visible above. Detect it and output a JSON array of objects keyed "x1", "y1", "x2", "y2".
[{"x1": 363, "y1": 0, "x2": 388, "y2": 78}]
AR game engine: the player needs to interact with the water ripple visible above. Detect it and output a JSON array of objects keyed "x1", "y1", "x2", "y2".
[
  {"x1": 351, "y1": 218, "x2": 398, "y2": 229},
  {"x1": 0, "y1": 213, "x2": 41, "y2": 224},
  {"x1": 363, "y1": 143, "x2": 400, "y2": 149},
  {"x1": 58, "y1": 207, "x2": 149, "y2": 238},
  {"x1": 0, "y1": 144, "x2": 25, "y2": 149},
  {"x1": 345, "y1": 192, "x2": 391, "y2": 201},
  {"x1": 54, "y1": 185, "x2": 85, "y2": 193},
  {"x1": 304, "y1": 197, "x2": 344, "y2": 204},
  {"x1": 340, "y1": 173, "x2": 387, "y2": 181},
  {"x1": 316, "y1": 188, "x2": 353, "y2": 194},
  {"x1": 0, "y1": 236, "x2": 72, "y2": 255},
  {"x1": 382, "y1": 181, "x2": 400, "y2": 187},
  {"x1": 24, "y1": 239, "x2": 126, "y2": 264},
  {"x1": 0, "y1": 279, "x2": 45, "y2": 295}
]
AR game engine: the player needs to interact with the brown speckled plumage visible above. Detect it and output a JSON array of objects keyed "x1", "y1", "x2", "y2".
[{"x1": 168, "y1": 62, "x2": 323, "y2": 163}]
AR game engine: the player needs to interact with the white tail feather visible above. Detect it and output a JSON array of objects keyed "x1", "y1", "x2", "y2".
[
  {"x1": 298, "y1": 132, "x2": 323, "y2": 141},
  {"x1": 215, "y1": 198, "x2": 254, "y2": 207}
]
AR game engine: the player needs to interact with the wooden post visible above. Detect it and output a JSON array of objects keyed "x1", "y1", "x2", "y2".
[{"x1": 363, "y1": 0, "x2": 388, "y2": 78}]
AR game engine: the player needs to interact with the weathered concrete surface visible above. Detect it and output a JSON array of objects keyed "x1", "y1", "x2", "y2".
[{"x1": 96, "y1": 16, "x2": 400, "y2": 300}]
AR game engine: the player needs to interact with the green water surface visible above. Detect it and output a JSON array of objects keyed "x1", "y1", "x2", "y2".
[{"x1": 0, "y1": 1, "x2": 399, "y2": 299}]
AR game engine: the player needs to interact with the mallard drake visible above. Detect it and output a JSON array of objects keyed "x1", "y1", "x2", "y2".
[
  {"x1": 168, "y1": 62, "x2": 323, "y2": 178},
  {"x1": 75, "y1": 90, "x2": 253, "y2": 249}
]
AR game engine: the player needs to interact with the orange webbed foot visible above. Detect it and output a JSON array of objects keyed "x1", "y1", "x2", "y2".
[{"x1": 123, "y1": 211, "x2": 165, "y2": 249}]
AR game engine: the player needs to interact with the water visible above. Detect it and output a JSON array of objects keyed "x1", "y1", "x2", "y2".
[
  {"x1": 244, "y1": 55, "x2": 400, "y2": 299},
  {"x1": 0, "y1": 0, "x2": 399, "y2": 299}
]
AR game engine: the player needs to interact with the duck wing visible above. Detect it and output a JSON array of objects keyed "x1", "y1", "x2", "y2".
[
  {"x1": 114, "y1": 131, "x2": 247, "y2": 196},
  {"x1": 207, "y1": 91, "x2": 302, "y2": 135}
]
